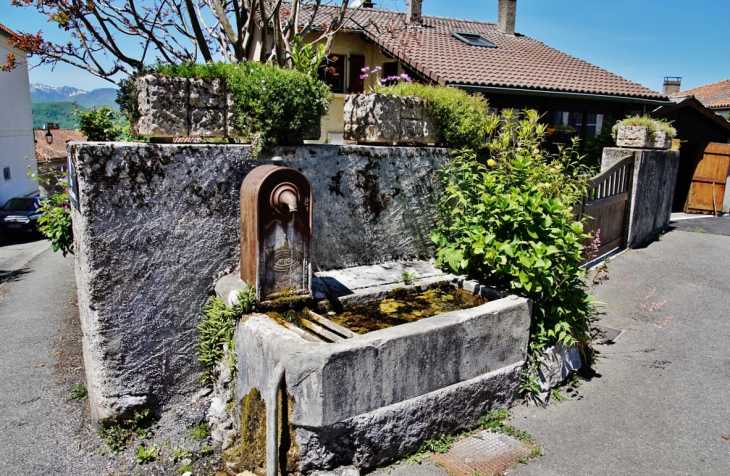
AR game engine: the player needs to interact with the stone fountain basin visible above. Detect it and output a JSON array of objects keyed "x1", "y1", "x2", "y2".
[{"x1": 233, "y1": 261, "x2": 532, "y2": 470}]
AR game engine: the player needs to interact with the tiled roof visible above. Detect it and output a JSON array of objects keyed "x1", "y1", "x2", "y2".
[
  {"x1": 309, "y1": 5, "x2": 664, "y2": 100},
  {"x1": 0, "y1": 22, "x2": 15, "y2": 38},
  {"x1": 34, "y1": 129, "x2": 86, "y2": 161},
  {"x1": 671, "y1": 79, "x2": 730, "y2": 109}
]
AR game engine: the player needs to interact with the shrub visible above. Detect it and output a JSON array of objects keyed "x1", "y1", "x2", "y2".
[
  {"x1": 37, "y1": 192, "x2": 73, "y2": 257},
  {"x1": 612, "y1": 115, "x2": 676, "y2": 141},
  {"x1": 429, "y1": 110, "x2": 597, "y2": 381},
  {"x1": 75, "y1": 105, "x2": 124, "y2": 141},
  {"x1": 150, "y1": 62, "x2": 332, "y2": 156},
  {"x1": 382, "y1": 82, "x2": 494, "y2": 151}
]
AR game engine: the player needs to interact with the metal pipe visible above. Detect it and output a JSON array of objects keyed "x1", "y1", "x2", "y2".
[{"x1": 267, "y1": 363, "x2": 286, "y2": 476}]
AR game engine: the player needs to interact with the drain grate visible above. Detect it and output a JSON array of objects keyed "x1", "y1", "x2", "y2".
[
  {"x1": 430, "y1": 430, "x2": 532, "y2": 476},
  {"x1": 591, "y1": 324, "x2": 624, "y2": 344}
]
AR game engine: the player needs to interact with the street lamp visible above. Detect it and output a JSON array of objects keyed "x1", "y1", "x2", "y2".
[{"x1": 44, "y1": 129, "x2": 53, "y2": 145}]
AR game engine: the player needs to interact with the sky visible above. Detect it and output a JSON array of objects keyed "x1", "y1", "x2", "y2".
[{"x1": 1, "y1": 0, "x2": 729, "y2": 93}]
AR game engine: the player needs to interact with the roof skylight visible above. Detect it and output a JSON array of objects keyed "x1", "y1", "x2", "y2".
[{"x1": 451, "y1": 31, "x2": 497, "y2": 48}]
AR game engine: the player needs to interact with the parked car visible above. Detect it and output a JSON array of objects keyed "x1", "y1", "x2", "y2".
[{"x1": 0, "y1": 196, "x2": 46, "y2": 233}]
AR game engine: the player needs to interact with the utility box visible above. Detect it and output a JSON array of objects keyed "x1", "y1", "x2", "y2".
[{"x1": 240, "y1": 165, "x2": 313, "y2": 300}]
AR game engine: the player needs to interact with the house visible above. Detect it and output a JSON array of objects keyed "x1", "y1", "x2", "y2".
[
  {"x1": 0, "y1": 22, "x2": 38, "y2": 207},
  {"x1": 33, "y1": 123, "x2": 85, "y2": 196},
  {"x1": 651, "y1": 96, "x2": 730, "y2": 212},
  {"x1": 305, "y1": 0, "x2": 670, "y2": 146},
  {"x1": 670, "y1": 78, "x2": 730, "y2": 119}
]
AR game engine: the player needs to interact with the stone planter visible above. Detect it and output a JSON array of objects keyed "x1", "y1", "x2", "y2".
[
  {"x1": 344, "y1": 93, "x2": 437, "y2": 145},
  {"x1": 132, "y1": 74, "x2": 320, "y2": 141},
  {"x1": 615, "y1": 125, "x2": 672, "y2": 149}
]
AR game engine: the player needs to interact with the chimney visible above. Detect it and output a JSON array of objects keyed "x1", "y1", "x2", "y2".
[
  {"x1": 663, "y1": 76, "x2": 682, "y2": 96},
  {"x1": 361, "y1": 1, "x2": 374, "y2": 7},
  {"x1": 407, "y1": 0, "x2": 422, "y2": 25},
  {"x1": 497, "y1": 0, "x2": 517, "y2": 35}
]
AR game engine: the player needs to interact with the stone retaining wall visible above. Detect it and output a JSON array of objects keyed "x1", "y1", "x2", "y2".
[{"x1": 69, "y1": 143, "x2": 449, "y2": 424}]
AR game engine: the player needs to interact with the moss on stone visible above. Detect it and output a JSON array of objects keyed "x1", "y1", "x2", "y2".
[
  {"x1": 224, "y1": 386, "x2": 300, "y2": 475},
  {"x1": 224, "y1": 388, "x2": 267, "y2": 475}
]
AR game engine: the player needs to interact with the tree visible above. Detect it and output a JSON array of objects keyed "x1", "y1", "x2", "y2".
[{"x1": 7, "y1": 0, "x2": 360, "y2": 82}]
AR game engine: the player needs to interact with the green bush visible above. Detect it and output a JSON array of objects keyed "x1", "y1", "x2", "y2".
[
  {"x1": 429, "y1": 111, "x2": 596, "y2": 370},
  {"x1": 152, "y1": 62, "x2": 332, "y2": 156},
  {"x1": 382, "y1": 82, "x2": 494, "y2": 151},
  {"x1": 75, "y1": 105, "x2": 124, "y2": 141},
  {"x1": 37, "y1": 193, "x2": 73, "y2": 257}
]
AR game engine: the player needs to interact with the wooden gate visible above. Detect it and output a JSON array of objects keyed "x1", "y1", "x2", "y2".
[
  {"x1": 574, "y1": 155, "x2": 634, "y2": 259},
  {"x1": 684, "y1": 142, "x2": 730, "y2": 214}
]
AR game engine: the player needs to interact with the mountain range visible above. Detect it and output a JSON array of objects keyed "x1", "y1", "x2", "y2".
[{"x1": 30, "y1": 84, "x2": 119, "y2": 110}]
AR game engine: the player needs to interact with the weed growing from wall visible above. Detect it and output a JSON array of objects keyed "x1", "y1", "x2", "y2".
[
  {"x1": 197, "y1": 287, "x2": 257, "y2": 382},
  {"x1": 430, "y1": 110, "x2": 598, "y2": 394}
]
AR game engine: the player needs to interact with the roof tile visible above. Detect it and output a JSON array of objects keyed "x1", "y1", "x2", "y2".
[
  {"x1": 311, "y1": 6, "x2": 663, "y2": 99},
  {"x1": 671, "y1": 79, "x2": 730, "y2": 109}
]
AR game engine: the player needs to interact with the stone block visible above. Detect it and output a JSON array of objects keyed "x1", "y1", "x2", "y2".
[
  {"x1": 538, "y1": 343, "x2": 581, "y2": 395},
  {"x1": 344, "y1": 94, "x2": 436, "y2": 145},
  {"x1": 190, "y1": 108, "x2": 226, "y2": 137},
  {"x1": 134, "y1": 75, "x2": 190, "y2": 137},
  {"x1": 401, "y1": 118, "x2": 425, "y2": 143},
  {"x1": 189, "y1": 78, "x2": 225, "y2": 108},
  {"x1": 400, "y1": 96, "x2": 424, "y2": 120}
]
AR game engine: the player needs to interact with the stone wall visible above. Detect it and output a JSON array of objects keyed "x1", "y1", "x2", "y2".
[
  {"x1": 69, "y1": 143, "x2": 449, "y2": 424},
  {"x1": 602, "y1": 147, "x2": 680, "y2": 247}
]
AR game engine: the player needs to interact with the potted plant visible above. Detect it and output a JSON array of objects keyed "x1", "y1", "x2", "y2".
[{"x1": 612, "y1": 115, "x2": 676, "y2": 149}]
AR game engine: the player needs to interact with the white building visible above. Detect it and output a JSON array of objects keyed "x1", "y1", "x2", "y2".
[{"x1": 0, "y1": 22, "x2": 38, "y2": 207}]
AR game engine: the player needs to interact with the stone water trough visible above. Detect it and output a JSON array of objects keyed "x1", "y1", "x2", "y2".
[{"x1": 216, "y1": 165, "x2": 532, "y2": 473}]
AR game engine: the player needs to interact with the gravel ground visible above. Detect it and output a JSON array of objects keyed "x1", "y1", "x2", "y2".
[{"x1": 0, "y1": 249, "x2": 229, "y2": 475}]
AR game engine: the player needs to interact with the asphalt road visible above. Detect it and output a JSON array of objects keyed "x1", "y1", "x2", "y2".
[
  {"x1": 508, "y1": 227, "x2": 730, "y2": 475},
  {"x1": 0, "y1": 244, "x2": 110, "y2": 475}
]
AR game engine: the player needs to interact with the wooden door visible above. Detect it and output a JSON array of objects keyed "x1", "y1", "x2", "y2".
[{"x1": 685, "y1": 143, "x2": 730, "y2": 214}]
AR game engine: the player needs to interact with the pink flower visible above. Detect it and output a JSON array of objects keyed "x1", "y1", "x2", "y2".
[
  {"x1": 359, "y1": 74, "x2": 368, "y2": 79},
  {"x1": 361, "y1": 66, "x2": 370, "y2": 72}
]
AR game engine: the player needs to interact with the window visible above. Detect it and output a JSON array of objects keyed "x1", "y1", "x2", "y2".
[
  {"x1": 348, "y1": 55, "x2": 365, "y2": 94},
  {"x1": 380, "y1": 62, "x2": 400, "y2": 86},
  {"x1": 3, "y1": 167, "x2": 10, "y2": 181},
  {"x1": 318, "y1": 54, "x2": 346, "y2": 93},
  {"x1": 452, "y1": 31, "x2": 497, "y2": 48}
]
